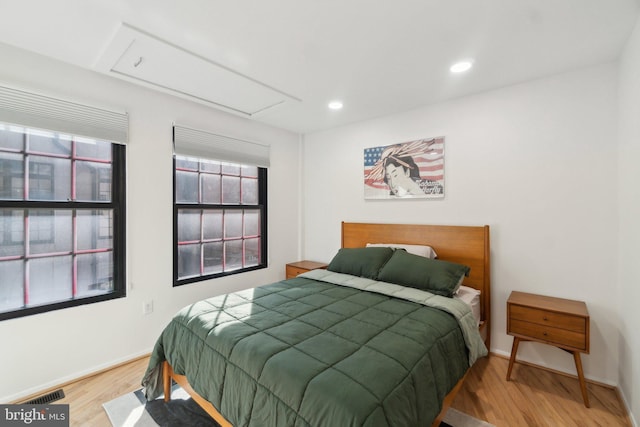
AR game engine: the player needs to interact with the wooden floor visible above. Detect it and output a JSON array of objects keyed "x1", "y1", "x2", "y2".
[
  {"x1": 36, "y1": 354, "x2": 630, "y2": 427},
  {"x1": 50, "y1": 356, "x2": 151, "y2": 427},
  {"x1": 452, "y1": 355, "x2": 631, "y2": 427}
]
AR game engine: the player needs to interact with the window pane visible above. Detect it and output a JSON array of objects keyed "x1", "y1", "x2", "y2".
[
  {"x1": 245, "y1": 238, "x2": 260, "y2": 267},
  {"x1": 178, "y1": 210, "x2": 200, "y2": 242},
  {"x1": 203, "y1": 242, "x2": 223, "y2": 275},
  {"x1": 28, "y1": 256, "x2": 73, "y2": 306},
  {"x1": 176, "y1": 170, "x2": 198, "y2": 203},
  {"x1": 0, "y1": 152, "x2": 24, "y2": 200},
  {"x1": 201, "y1": 174, "x2": 221, "y2": 204},
  {"x1": 27, "y1": 132, "x2": 71, "y2": 156},
  {"x1": 202, "y1": 210, "x2": 223, "y2": 240},
  {"x1": 0, "y1": 260, "x2": 24, "y2": 312},
  {"x1": 75, "y1": 139, "x2": 111, "y2": 161},
  {"x1": 0, "y1": 127, "x2": 24, "y2": 151},
  {"x1": 77, "y1": 252, "x2": 113, "y2": 297},
  {"x1": 77, "y1": 210, "x2": 112, "y2": 250},
  {"x1": 200, "y1": 160, "x2": 220, "y2": 173},
  {"x1": 224, "y1": 240, "x2": 243, "y2": 271},
  {"x1": 0, "y1": 209, "x2": 24, "y2": 257},
  {"x1": 242, "y1": 177, "x2": 258, "y2": 205},
  {"x1": 241, "y1": 165, "x2": 258, "y2": 178},
  {"x1": 76, "y1": 161, "x2": 111, "y2": 201},
  {"x1": 29, "y1": 210, "x2": 72, "y2": 255},
  {"x1": 176, "y1": 157, "x2": 198, "y2": 170},
  {"x1": 244, "y1": 211, "x2": 260, "y2": 237},
  {"x1": 222, "y1": 163, "x2": 240, "y2": 176},
  {"x1": 178, "y1": 244, "x2": 201, "y2": 279},
  {"x1": 28, "y1": 155, "x2": 71, "y2": 200},
  {"x1": 222, "y1": 176, "x2": 240, "y2": 204},
  {"x1": 224, "y1": 211, "x2": 242, "y2": 239}
]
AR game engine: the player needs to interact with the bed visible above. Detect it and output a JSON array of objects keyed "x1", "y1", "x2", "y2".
[{"x1": 142, "y1": 222, "x2": 491, "y2": 427}]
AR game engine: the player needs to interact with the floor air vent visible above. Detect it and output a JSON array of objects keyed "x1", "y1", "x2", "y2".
[{"x1": 24, "y1": 389, "x2": 65, "y2": 405}]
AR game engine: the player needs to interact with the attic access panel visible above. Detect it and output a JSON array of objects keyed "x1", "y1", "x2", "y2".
[{"x1": 95, "y1": 24, "x2": 299, "y2": 116}]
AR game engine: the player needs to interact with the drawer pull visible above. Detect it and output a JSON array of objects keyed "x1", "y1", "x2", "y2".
[
  {"x1": 543, "y1": 316, "x2": 548, "y2": 321},
  {"x1": 543, "y1": 332, "x2": 548, "y2": 336}
]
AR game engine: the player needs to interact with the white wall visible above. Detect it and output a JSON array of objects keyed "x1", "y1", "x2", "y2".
[
  {"x1": 303, "y1": 64, "x2": 620, "y2": 385},
  {"x1": 618, "y1": 13, "x2": 640, "y2": 426},
  {"x1": 0, "y1": 42, "x2": 301, "y2": 402}
]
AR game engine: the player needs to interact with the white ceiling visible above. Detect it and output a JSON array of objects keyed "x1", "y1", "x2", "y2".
[{"x1": 1, "y1": 0, "x2": 638, "y2": 134}]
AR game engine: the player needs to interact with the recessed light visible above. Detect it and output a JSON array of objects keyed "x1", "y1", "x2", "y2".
[
  {"x1": 450, "y1": 61, "x2": 473, "y2": 73},
  {"x1": 328, "y1": 100, "x2": 343, "y2": 110}
]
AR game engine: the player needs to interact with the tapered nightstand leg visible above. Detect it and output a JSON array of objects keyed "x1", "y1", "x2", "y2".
[
  {"x1": 573, "y1": 352, "x2": 590, "y2": 408},
  {"x1": 506, "y1": 337, "x2": 520, "y2": 381}
]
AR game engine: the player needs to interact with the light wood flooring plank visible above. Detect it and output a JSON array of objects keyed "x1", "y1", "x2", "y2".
[
  {"x1": 57, "y1": 356, "x2": 149, "y2": 427},
  {"x1": 452, "y1": 355, "x2": 631, "y2": 427}
]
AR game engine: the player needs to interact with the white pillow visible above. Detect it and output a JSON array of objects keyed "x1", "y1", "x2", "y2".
[
  {"x1": 366, "y1": 243, "x2": 437, "y2": 259},
  {"x1": 454, "y1": 285, "x2": 481, "y2": 327}
]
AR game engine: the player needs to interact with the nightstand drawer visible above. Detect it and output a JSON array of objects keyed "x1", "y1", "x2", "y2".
[
  {"x1": 510, "y1": 305, "x2": 586, "y2": 333},
  {"x1": 286, "y1": 265, "x2": 309, "y2": 278},
  {"x1": 509, "y1": 319, "x2": 587, "y2": 351}
]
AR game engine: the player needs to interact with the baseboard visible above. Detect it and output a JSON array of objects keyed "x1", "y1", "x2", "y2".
[
  {"x1": 616, "y1": 387, "x2": 638, "y2": 427},
  {"x1": 6, "y1": 350, "x2": 151, "y2": 404},
  {"x1": 490, "y1": 350, "x2": 617, "y2": 389}
]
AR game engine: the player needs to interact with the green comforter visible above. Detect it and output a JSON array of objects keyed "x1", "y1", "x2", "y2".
[{"x1": 142, "y1": 271, "x2": 487, "y2": 427}]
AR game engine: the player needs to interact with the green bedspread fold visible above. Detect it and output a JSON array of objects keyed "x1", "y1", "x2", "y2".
[{"x1": 142, "y1": 273, "x2": 487, "y2": 427}]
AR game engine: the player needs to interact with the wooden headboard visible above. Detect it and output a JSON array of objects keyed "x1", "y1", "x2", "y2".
[{"x1": 341, "y1": 222, "x2": 491, "y2": 348}]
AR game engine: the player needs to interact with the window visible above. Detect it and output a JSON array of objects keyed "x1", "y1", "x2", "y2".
[
  {"x1": 174, "y1": 156, "x2": 267, "y2": 285},
  {"x1": 0, "y1": 124, "x2": 126, "y2": 320}
]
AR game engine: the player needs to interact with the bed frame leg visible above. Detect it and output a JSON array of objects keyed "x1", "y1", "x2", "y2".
[{"x1": 163, "y1": 361, "x2": 172, "y2": 402}]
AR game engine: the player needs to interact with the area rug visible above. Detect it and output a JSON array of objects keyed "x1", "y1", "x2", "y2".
[{"x1": 103, "y1": 386, "x2": 495, "y2": 427}]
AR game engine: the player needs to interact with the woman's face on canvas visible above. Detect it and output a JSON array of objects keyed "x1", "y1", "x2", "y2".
[{"x1": 385, "y1": 164, "x2": 411, "y2": 196}]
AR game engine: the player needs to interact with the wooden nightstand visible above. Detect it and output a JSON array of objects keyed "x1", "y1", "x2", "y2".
[
  {"x1": 506, "y1": 291, "x2": 590, "y2": 407},
  {"x1": 285, "y1": 261, "x2": 328, "y2": 279}
]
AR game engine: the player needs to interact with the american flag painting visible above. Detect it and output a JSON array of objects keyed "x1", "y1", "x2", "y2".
[{"x1": 364, "y1": 137, "x2": 444, "y2": 199}]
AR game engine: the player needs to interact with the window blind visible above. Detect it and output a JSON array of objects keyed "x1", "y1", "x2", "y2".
[
  {"x1": 173, "y1": 125, "x2": 270, "y2": 167},
  {"x1": 0, "y1": 85, "x2": 128, "y2": 144}
]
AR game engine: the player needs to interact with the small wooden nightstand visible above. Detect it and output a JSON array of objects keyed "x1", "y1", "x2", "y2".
[
  {"x1": 285, "y1": 261, "x2": 328, "y2": 279},
  {"x1": 506, "y1": 291, "x2": 590, "y2": 407}
]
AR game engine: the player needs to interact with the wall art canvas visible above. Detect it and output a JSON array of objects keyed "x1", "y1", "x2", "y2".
[{"x1": 364, "y1": 137, "x2": 444, "y2": 199}]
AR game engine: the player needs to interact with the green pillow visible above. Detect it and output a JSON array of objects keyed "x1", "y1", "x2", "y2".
[
  {"x1": 377, "y1": 249, "x2": 470, "y2": 297},
  {"x1": 327, "y1": 247, "x2": 394, "y2": 279}
]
